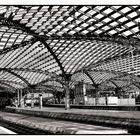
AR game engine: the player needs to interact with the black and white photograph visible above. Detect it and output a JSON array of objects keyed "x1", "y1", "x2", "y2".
[{"x1": 0, "y1": 1, "x2": 140, "y2": 136}]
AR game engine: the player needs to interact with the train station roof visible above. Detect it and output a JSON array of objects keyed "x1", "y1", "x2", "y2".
[{"x1": 0, "y1": 6, "x2": 140, "y2": 93}]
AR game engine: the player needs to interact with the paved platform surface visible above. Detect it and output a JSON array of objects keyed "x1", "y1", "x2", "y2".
[
  {"x1": 0, "y1": 111, "x2": 127, "y2": 134},
  {"x1": 45, "y1": 104, "x2": 140, "y2": 111},
  {"x1": 0, "y1": 126, "x2": 16, "y2": 134},
  {"x1": 16, "y1": 106, "x2": 140, "y2": 119},
  {"x1": 5, "y1": 106, "x2": 140, "y2": 134}
]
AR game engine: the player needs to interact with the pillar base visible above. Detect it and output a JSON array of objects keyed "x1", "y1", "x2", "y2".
[
  {"x1": 65, "y1": 97, "x2": 70, "y2": 110},
  {"x1": 65, "y1": 105, "x2": 70, "y2": 110}
]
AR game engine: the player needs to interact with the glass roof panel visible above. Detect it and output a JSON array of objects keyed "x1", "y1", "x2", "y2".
[
  {"x1": 80, "y1": 6, "x2": 88, "y2": 12},
  {"x1": 0, "y1": 5, "x2": 139, "y2": 92},
  {"x1": 119, "y1": 17, "x2": 128, "y2": 22},
  {"x1": 104, "y1": 8, "x2": 113, "y2": 14},
  {"x1": 126, "y1": 21, "x2": 135, "y2": 27},
  {"x1": 111, "y1": 12, "x2": 121, "y2": 18},
  {"x1": 123, "y1": 30, "x2": 133, "y2": 36},
  {"x1": 103, "y1": 18, "x2": 112, "y2": 23},
  {"x1": 109, "y1": 30, "x2": 117, "y2": 34},
  {"x1": 120, "y1": 7, "x2": 131, "y2": 13},
  {"x1": 95, "y1": 14, "x2": 103, "y2": 19},
  {"x1": 128, "y1": 12, "x2": 137, "y2": 18}
]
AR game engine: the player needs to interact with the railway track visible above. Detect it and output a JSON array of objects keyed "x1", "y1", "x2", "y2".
[{"x1": 0, "y1": 120, "x2": 53, "y2": 134}]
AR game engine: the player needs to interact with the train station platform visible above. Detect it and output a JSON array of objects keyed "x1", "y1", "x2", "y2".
[
  {"x1": 0, "y1": 110, "x2": 128, "y2": 134},
  {"x1": 44, "y1": 104, "x2": 140, "y2": 111},
  {"x1": 2, "y1": 106, "x2": 140, "y2": 134}
]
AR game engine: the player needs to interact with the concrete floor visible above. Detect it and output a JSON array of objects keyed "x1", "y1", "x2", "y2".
[
  {"x1": 20, "y1": 106, "x2": 140, "y2": 119},
  {"x1": 0, "y1": 110, "x2": 128, "y2": 134}
]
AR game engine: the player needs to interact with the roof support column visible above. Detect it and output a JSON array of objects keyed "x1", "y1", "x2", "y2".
[
  {"x1": 115, "y1": 87, "x2": 121, "y2": 97},
  {"x1": 23, "y1": 88, "x2": 28, "y2": 107},
  {"x1": 31, "y1": 88, "x2": 34, "y2": 108},
  {"x1": 39, "y1": 93, "x2": 43, "y2": 109},
  {"x1": 83, "y1": 82, "x2": 87, "y2": 105},
  {"x1": 19, "y1": 88, "x2": 22, "y2": 107},
  {"x1": 94, "y1": 85, "x2": 99, "y2": 105},
  {"x1": 83, "y1": 70, "x2": 99, "y2": 105},
  {"x1": 64, "y1": 74, "x2": 71, "y2": 110},
  {"x1": 110, "y1": 80, "x2": 121, "y2": 97},
  {"x1": 19, "y1": 88, "x2": 25, "y2": 107},
  {"x1": 17, "y1": 89, "x2": 20, "y2": 108}
]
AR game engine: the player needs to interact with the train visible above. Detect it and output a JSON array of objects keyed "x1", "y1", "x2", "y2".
[{"x1": 0, "y1": 92, "x2": 14, "y2": 108}]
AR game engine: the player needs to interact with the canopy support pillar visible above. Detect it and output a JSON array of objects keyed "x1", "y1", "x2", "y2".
[
  {"x1": 64, "y1": 74, "x2": 71, "y2": 110},
  {"x1": 94, "y1": 85, "x2": 99, "y2": 105},
  {"x1": 39, "y1": 93, "x2": 43, "y2": 109},
  {"x1": 19, "y1": 88, "x2": 23, "y2": 107},
  {"x1": 83, "y1": 82, "x2": 87, "y2": 105},
  {"x1": 29, "y1": 88, "x2": 35, "y2": 108},
  {"x1": 17, "y1": 89, "x2": 20, "y2": 108}
]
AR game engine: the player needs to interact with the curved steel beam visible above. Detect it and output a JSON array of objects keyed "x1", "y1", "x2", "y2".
[
  {"x1": 73, "y1": 69, "x2": 135, "y2": 89},
  {"x1": 87, "y1": 6, "x2": 139, "y2": 39},
  {"x1": 37, "y1": 84, "x2": 63, "y2": 92},
  {"x1": 99, "y1": 73, "x2": 132, "y2": 87},
  {"x1": 0, "y1": 37, "x2": 37, "y2": 55},
  {"x1": 72, "y1": 70, "x2": 97, "y2": 87},
  {"x1": 0, "y1": 80, "x2": 26, "y2": 87},
  {"x1": 85, "y1": 51, "x2": 139, "y2": 71},
  {"x1": 0, "y1": 81, "x2": 16, "y2": 90},
  {"x1": 0, "y1": 14, "x2": 66, "y2": 77},
  {"x1": 109, "y1": 73, "x2": 136, "y2": 81},
  {"x1": 34, "y1": 78, "x2": 64, "y2": 88},
  {"x1": 0, "y1": 85, "x2": 9, "y2": 92},
  {"x1": 120, "y1": 82, "x2": 139, "y2": 90},
  {"x1": 0, "y1": 81, "x2": 16, "y2": 92},
  {"x1": 69, "y1": 42, "x2": 129, "y2": 73},
  {"x1": 6, "y1": 68, "x2": 58, "y2": 77},
  {"x1": 99, "y1": 80, "x2": 118, "y2": 88},
  {"x1": 109, "y1": 80, "x2": 119, "y2": 88},
  {"x1": 0, "y1": 68, "x2": 31, "y2": 87},
  {"x1": 0, "y1": 85, "x2": 15, "y2": 93},
  {"x1": 132, "y1": 82, "x2": 140, "y2": 90},
  {"x1": 74, "y1": 69, "x2": 128, "y2": 78},
  {"x1": 1, "y1": 10, "x2": 139, "y2": 77},
  {"x1": 0, "y1": 7, "x2": 140, "y2": 46},
  {"x1": 80, "y1": 49, "x2": 130, "y2": 72},
  {"x1": 84, "y1": 71, "x2": 98, "y2": 87},
  {"x1": 39, "y1": 39, "x2": 66, "y2": 76},
  {"x1": 65, "y1": 42, "x2": 92, "y2": 73}
]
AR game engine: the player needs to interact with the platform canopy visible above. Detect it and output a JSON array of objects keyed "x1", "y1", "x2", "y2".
[{"x1": 0, "y1": 6, "x2": 140, "y2": 93}]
